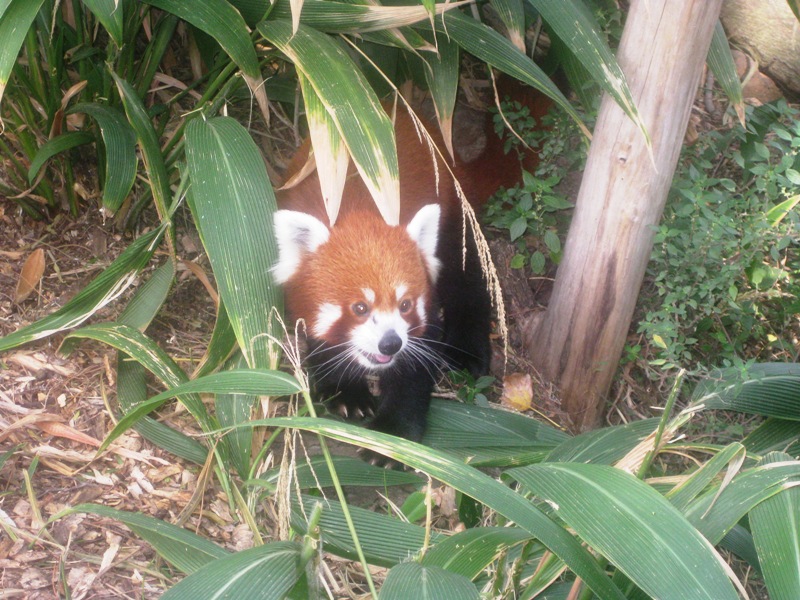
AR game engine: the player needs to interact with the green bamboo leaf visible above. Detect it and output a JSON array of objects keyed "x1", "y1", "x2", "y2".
[
  {"x1": 268, "y1": 0, "x2": 465, "y2": 34},
  {"x1": 258, "y1": 20, "x2": 400, "y2": 225},
  {"x1": 692, "y1": 363, "x2": 800, "y2": 421},
  {"x1": 526, "y1": 0, "x2": 646, "y2": 141},
  {"x1": 685, "y1": 461, "x2": 800, "y2": 544},
  {"x1": 424, "y1": 398, "x2": 568, "y2": 467},
  {"x1": 185, "y1": 116, "x2": 281, "y2": 369},
  {"x1": 62, "y1": 323, "x2": 215, "y2": 450},
  {"x1": 767, "y1": 194, "x2": 800, "y2": 226},
  {"x1": 749, "y1": 453, "x2": 800, "y2": 600},
  {"x1": 263, "y1": 418, "x2": 627, "y2": 600},
  {"x1": 0, "y1": 0, "x2": 46, "y2": 108},
  {"x1": 381, "y1": 563, "x2": 480, "y2": 599},
  {"x1": 508, "y1": 463, "x2": 740, "y2": 600},
  {"x1": 70, "y1": 103, "x2": 137, "y2": 214},
  {"x1": 421, "y1": 526, "x2": 534, "y2": 579},
  {"x1": 215, "y1": 353, "x2": 259, "y2": 479},
  {"x1": 426, "y1": 10, "x2": 586, "y2": 135},
  {"x1": 114, "y1": 261, "x2": 208, "y2": 464},
  {"x1": 666, "y1": 443, "x2": 746, "y2": 511},
  {"x1": 257, "y1": 455, "x2": 423, "y2": 490},
  {"x1": 419, "y1": 32, "x2": 459, "y2": 159},
  {"x1": 491, "y1": 0, "x2": 526, "y2": 52},
  {"x1": 82, "y1": 0, "x2": 124, "y2": 46},
  {"x1": 98, "y1": 367, "x2": 301, "y2": 453},
  {"x1": 161, "y1": 542, "x2": 304, "y2": 599},
  {"x1": 298, "y1": 71, "x2": 349, "y2": 226},
  {"x1": 111, "y1": 72, "x2": 171, "y2": 223},
  {"x1": 144, "y1": 0, "x2": 259, "y2": 79},
  {"x1": 27, "y1": 132, "x2": 93, "y2": 183},
  {"x1": 707, "y1": 21, "x2": 744, "y2": 126},
  {"x1": 292, "y1": 494, "x2": 444, "y2": 567},
  {"x1": 193, "y1": 300, "x2": 238, "y2": 379},
  {"x1": 66, "y1": 504, "x2": 229, "y2": 574},
  {"x1": 546, "y1": 419, "x2": 658, "y2": 464},
  {"x1": 0, "y1": 228, "x2": 163, "y2": 352},
  {"x1": 743, "y1": 418, "x2": 800, "y2": 455}
]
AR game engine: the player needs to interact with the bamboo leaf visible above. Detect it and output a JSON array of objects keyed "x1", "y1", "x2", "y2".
[
  {"x1": 546, "y1": 419, "x2": 658, "y2": 464},
  {"x1": 268, "y1": 0, "x2": 467, "y2": 34},
  {"x1": 70, "y1": 103, "x2": 137, "y2": 214},
  {"x1": 261, "y1": 418, "x2": 627, "y2": 600},
  {"x1": 749, "y1": 452, "x2": 800, "y2": 600},
  {"x1": 421, "y1": 526, "x2": 534, "y2": 579},
  {"x1": 27, "y1": 132, "x2": 93, "y2": 183},
  {"x1": 0, "y1": 228, "x2": 163, "y2": 352},
  {"x1": 193, "y1": 300, "x2": 238, "y2": 379},
  {"x1": 291, "y1": 494, "x2": 444, "y2": 567},
  {"x1": 692, "y1": 363, "x2": 800, "y2": 421},
  {"x1": 491, "y1": 0, "x2": 526, "y2": 53},
  {"x1": 381, "y1": 563, "x2": 480, "y2": 599},
  {"x1": 97, "y1": 367, "x2": 301, "y2": 453},
  {"x1": 258, "y1": 20, "x2": 400, "y2": 225},
  {"x1": 297, "y1": 72, "x2": 349, "y2": 226},
  {"x1": 526, "y1": 0, "x2": 646, "y2": 141},
  {"x1": 66, "y1": 504, "x2": 229, "y2": 575},
  {"x1": 666, "y1": 443, "x2": 746, "y2": 511},
  {"x1": 426, "y1": 10, "x2": 587, "y2": 135},
  {"x1": 685, "y1": 461, "x2": 800, "y2": 545},
  {"x1": 743, "y1": 418, "x2": 800, "y2": 455},
  {"x1": 508, "y1": 463, "x2": 740, "y2": 600},
  {"x1": 257, "y1": 455, "x2": 423, "y2": 490},
  {"x1": 82, "y1": 0, "x2": 124, "y2": 46},
  {"x1": 419, "y1": 32, "x2": 459, "y2": 159},
  {"x1": 111, "y1": 72, "x2": 172, "y2": 223},
  {"x1": 185, "y1": 116, "x2": 282, "y2": 369},
  {"x1": 707, "y1": 21, "x2": 744, "y2": 126},
  {"x1": 0, "y1": 0, "x2": 46, "y2": 108},
  {"x1": 160, "y1": 542, "x2": 304, "y2": 599}
]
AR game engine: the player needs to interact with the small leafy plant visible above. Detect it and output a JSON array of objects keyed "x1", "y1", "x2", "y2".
[
  {"x1": 448, "y1": 369, "x2": 495, "y2": 406},
  {"x1": 636, "y1": 99, "x2": 800, "y2": 372}
]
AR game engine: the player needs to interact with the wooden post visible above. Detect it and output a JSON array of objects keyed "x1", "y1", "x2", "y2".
[{"x1": 527, "y1": 0, "x2": 723, "y2": 430}]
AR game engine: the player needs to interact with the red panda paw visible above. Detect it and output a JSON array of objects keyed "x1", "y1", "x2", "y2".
[
  {"x1": 326, "y1": 394, "x2": 375, "y2": 421},
  {"x1": 357, "y1": 446, "x2": 405, "y2": 470}
]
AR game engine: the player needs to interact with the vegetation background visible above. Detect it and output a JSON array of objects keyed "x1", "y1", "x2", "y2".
[{"x1": 0, "y1": 0, "x2": 799, "y2": 598}]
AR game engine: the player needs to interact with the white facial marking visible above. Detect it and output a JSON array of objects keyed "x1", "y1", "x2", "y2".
[
  {"x1": 350, "y1": 309, "x2": 410, "y2": 369},
  {"x1": 362, "y1": 288, "x2": 376, "y2": 304},
  {"x1": 416, "y1": 297, "x2": 426, "y2": 323},
  {"x1": 395, "y1": 284, "x2": 408, "y2": 301},
  {"x1": 312, "y1": 303, "x2": 342, "y2": 338}
]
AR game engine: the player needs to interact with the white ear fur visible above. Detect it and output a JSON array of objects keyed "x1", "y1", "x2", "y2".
[
  {"x1": 406, "y1": 204, "x2": 441, "y2": 282},
  {"x1": 272, "y1": 210, "x2": 330, "y2": 284}
]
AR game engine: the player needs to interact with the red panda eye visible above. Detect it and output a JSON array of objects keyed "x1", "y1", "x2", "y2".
[
  {"x1": 399, "y1": 299, "x2": 413, "y2": 313},
  {"x1": 352, "y1": 301, "x2": 369, "y2": 316}
]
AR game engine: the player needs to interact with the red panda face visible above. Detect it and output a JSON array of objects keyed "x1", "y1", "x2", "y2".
[{"x1": 273, "y1": 205, "x2": 441, "y2": 370}]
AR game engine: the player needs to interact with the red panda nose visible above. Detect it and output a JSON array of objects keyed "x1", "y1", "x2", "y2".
[{"x1": 378, "y1": 331, "x2": 403, "y2": 356}]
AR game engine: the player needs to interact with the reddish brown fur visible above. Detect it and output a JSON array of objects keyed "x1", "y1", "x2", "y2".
[{"x1": 282, "y1": 211, "x2": 431, "y2": 342}]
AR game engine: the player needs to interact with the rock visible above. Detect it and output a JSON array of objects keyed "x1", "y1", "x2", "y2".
[
  {"x1": 730, "y1": 49, "x2": 784, "y2": 105},
  {"x1": 721, "y1": 0, "x2": 800, "y2": 97}
]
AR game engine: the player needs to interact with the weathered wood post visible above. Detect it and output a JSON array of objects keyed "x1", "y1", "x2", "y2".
[{"x1": 528, "y1": 0, "x2": 724, "y2": 430}]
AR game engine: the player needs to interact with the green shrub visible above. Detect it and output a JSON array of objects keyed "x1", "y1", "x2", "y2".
[{"x1": 638, "y1": 100, "x2": 800, "y2": 372}]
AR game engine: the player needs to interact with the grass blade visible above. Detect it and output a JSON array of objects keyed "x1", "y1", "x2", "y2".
[
  {"x1": 82, "y1": 0, "x2": 124, "y2": 46},
  {"x1": 707, "y1": 21, "x2": 744, "y2": 126}
]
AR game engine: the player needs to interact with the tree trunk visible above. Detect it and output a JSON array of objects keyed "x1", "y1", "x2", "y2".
[{"x1": 527, "y1": 0, "x2": 723, "y2": 431}]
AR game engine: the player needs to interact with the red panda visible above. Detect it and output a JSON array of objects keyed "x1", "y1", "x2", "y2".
[{"x1": 273, "y1": 88, "x2": 549, "y2": 456}]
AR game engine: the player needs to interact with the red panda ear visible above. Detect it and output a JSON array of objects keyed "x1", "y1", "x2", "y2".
[
  {"x1": 272, "y1": 210, "x2": 330, "y2": 284},
  {"x1": 406, "y1": 204, "x2": 441, "y2": 282}
]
